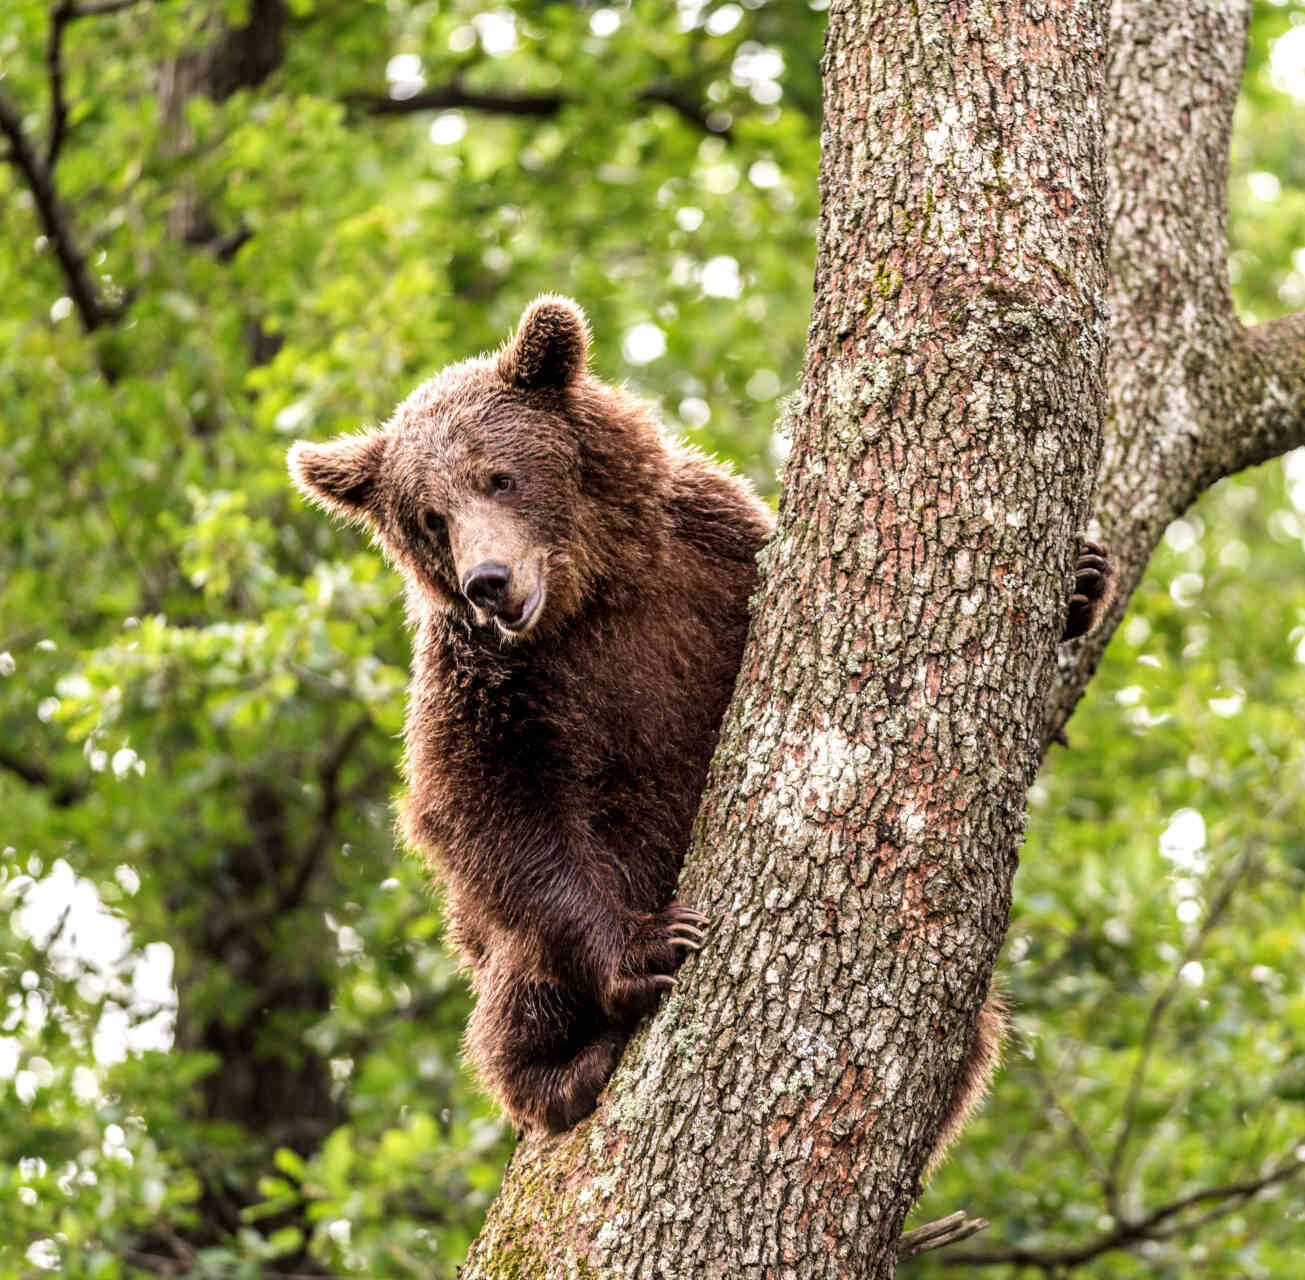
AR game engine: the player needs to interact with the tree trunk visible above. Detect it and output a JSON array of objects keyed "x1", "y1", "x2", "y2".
[
  {"x1": 461, "y1": 0, "x2": 1305, "y2": 1275},
  {"x1": 1042, "y1": 0, "x2": 1305, "y2": 748},
  {"x1": 462, "y1": 1, "x2": 1108, "y2": 1275}
]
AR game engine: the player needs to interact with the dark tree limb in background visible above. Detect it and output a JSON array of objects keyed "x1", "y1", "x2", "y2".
[
  {"x1": 5, "y1": 0, "x2": 732, "y2": 339},
  {"x1": 156, "y1": 0, "x2": 286, "y2": 247},
  {"x1": 634, "y1": 83, "x2": 731, "y2": 138},
  {"x1": 942, "y1": 1146, "x2": 1305, "y2": 1270},
  {"x1": 346, "y1": 79, "x2": 733, "y2": 140},
  {"x1": 164, "y1": 0, "x2": 286, "y2": 106},
  {"x1": 0, "y1": 0, "x2": 158, "y2": 331},
  {"x1": 346, "y1": 83, "x2": 566, "y2": 120},
  {"x1": 0, "y1": 90, "x2": 123, "y2": 333},
  {"x1": 45, "y1": 1, "x2": 75, "y2": 169},
  {"x1": 0, "y1": 746, "x2": 86, "y2": 808},
  {"x1": 43, "y1": 0, "x2": 149, "y2": 167}
]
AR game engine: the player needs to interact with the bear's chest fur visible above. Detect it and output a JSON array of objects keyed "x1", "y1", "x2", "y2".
[{"x1": 401, "y1": 560, "x2": 753, "y2": 926}]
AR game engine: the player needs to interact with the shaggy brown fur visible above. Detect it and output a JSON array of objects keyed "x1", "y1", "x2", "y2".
[{"x1": 288, "y1": 297, "x2": 1113, "y2": 1155}]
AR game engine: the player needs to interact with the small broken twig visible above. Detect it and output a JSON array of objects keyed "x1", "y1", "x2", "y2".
[{"x1": 898, "y1": 1210, "x2": 990, "y2": 1259}]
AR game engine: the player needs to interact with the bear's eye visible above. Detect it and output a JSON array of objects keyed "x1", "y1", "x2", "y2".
[
  {"x1": 491, "y1": 473, "x2": 516, "y2": 496},
  {"x1": 421, "y1": 508, "x2": 446, "y2": 538}
]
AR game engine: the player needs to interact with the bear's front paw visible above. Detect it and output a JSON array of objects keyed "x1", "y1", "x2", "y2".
[
  {"x1": 601, "y1": 904, "x2": 707, "y2": 1021},
  {"x1": 1062, "y1": 540, "x2": 1114, "y2": 641}
]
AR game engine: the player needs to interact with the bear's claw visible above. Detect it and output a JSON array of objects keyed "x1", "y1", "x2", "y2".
[
  {"x1": 1062, "y1": 540, "x2": 1114, "y2": 641},
  {"x1": 666, "y1": 904, "x2": 707, "y2": 923},
  {"x1": 601, "y1": 902, "x2": 707, "y2": 1019},
  {"x1": 666, "y1": 907, "x2": 707, "y2": 952}
]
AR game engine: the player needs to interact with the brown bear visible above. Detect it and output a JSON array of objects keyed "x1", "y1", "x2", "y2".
[{"x1": 288, "y1": 296, "x2": 1112, "y2": 1155}]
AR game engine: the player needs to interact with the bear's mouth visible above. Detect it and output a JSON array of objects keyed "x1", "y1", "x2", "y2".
[{"x1": 496, "y1": 581, "x2": 543, "y2": 635}]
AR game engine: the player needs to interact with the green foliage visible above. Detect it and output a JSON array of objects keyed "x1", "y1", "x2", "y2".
[
  {"x1": 1, "y1": 0, "x2": 818, "y2": 1273},
  {"x1": 1231, "y1": 3, "x2": 1305, "y2": 321},
  {"x1": 0, "y1": 0, "x2": 1301, "y2": 1276}
]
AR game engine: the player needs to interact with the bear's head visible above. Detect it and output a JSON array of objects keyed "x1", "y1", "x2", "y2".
[{"x1": 289, "y1": 296, "x2": 668, "y2": 641}]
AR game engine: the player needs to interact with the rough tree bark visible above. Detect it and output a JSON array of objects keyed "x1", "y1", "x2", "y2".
[
  {"x1": 1043, "y1": 0, "x2": 1304, "y2": 747},
  {"x1": 461, "y1": 1, "x2": 1305, "y2": 1277}
]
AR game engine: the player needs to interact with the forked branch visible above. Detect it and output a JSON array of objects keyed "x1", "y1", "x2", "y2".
[{"x1": 0, "y1": 0, "x2": 152, "y2": 331}]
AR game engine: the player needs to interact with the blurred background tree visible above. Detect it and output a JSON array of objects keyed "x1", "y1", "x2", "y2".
[{"x1": 0, "y1": 1, "x2": 1301, "y2": 1276}]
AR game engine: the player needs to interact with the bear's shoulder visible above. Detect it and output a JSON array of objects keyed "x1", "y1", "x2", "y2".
[{"x1": 664, "y1": 444, "x2": 773, "y2": 566}]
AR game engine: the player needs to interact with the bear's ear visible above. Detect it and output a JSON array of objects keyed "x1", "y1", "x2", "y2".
[
  {"x1": 288, "y1": 431, "x2": 388, "y2": 525},
  {"x1": 498, "y1": 295, "x2": 590, "y2": 390}
]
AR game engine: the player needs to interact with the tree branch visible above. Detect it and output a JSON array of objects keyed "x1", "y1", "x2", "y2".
[
  {"x1": 1230, "y1": 310, "x2": 1305, "y2": 475},
  {"x1": 49, "y1": 0, "x2": 157, "y2": 187},
  {"x1": 0, "y1": 745, "x2": 87, "y2": 807},
  {"x1": 0, "y1": 89, "x2": 122, "y2": 332},
  {"x1": 897, "y1": 1211, "x2": 989, "y2": 1260},
  {"x1": 0, "y1": 0, "x2": 153, "y2": 332},
  {"x1": 46, "y1": 1, "x2": 74, "y2": 168},
  {"x1": 347, "y1": 83, "x2": 565, "y2": 119},
  {"x1": 941, "y1": 1147, "x2": 1305, "y2": 1269},
  {"x1": 347, "y1": 79, "x2": 731, "y2": 138},
  {"x1": 1040, "y1": 0, "x2": 1256, "y2": 749},
  {"x1": 72, "y1": 0, "x2": 152, "y2": 13},
  {"x1": 636, "y1": 84, "x2": 733, "y2": 139}
]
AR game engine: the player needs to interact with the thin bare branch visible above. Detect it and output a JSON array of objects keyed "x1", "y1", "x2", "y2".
[
  {"x1": 46, "y1": 1, "x2": 73, "y2": 168},
  {"x1": 942, "y1": 1147, "x2": 1305, "y2": 1270},
  {"x1": 898, "y1": 1211, "x2": 989, "y2": 1259}
]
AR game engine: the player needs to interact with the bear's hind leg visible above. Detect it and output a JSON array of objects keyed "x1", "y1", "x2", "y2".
[{"x1": 466, "y1": 979, "x2": 629, "y2": 1133}]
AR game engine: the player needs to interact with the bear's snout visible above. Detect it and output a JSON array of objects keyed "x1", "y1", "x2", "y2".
[
  {"x1": 462, "y1": 561, "x2": 544, "y2": 635},
  {"x1": 463, "y1": 561, "x2": 512, "y2": 611}
]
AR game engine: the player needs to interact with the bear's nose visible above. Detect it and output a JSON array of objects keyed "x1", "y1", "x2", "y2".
[{"x1": 463, "y1": 561, "x2": 511, "y2": 611}]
